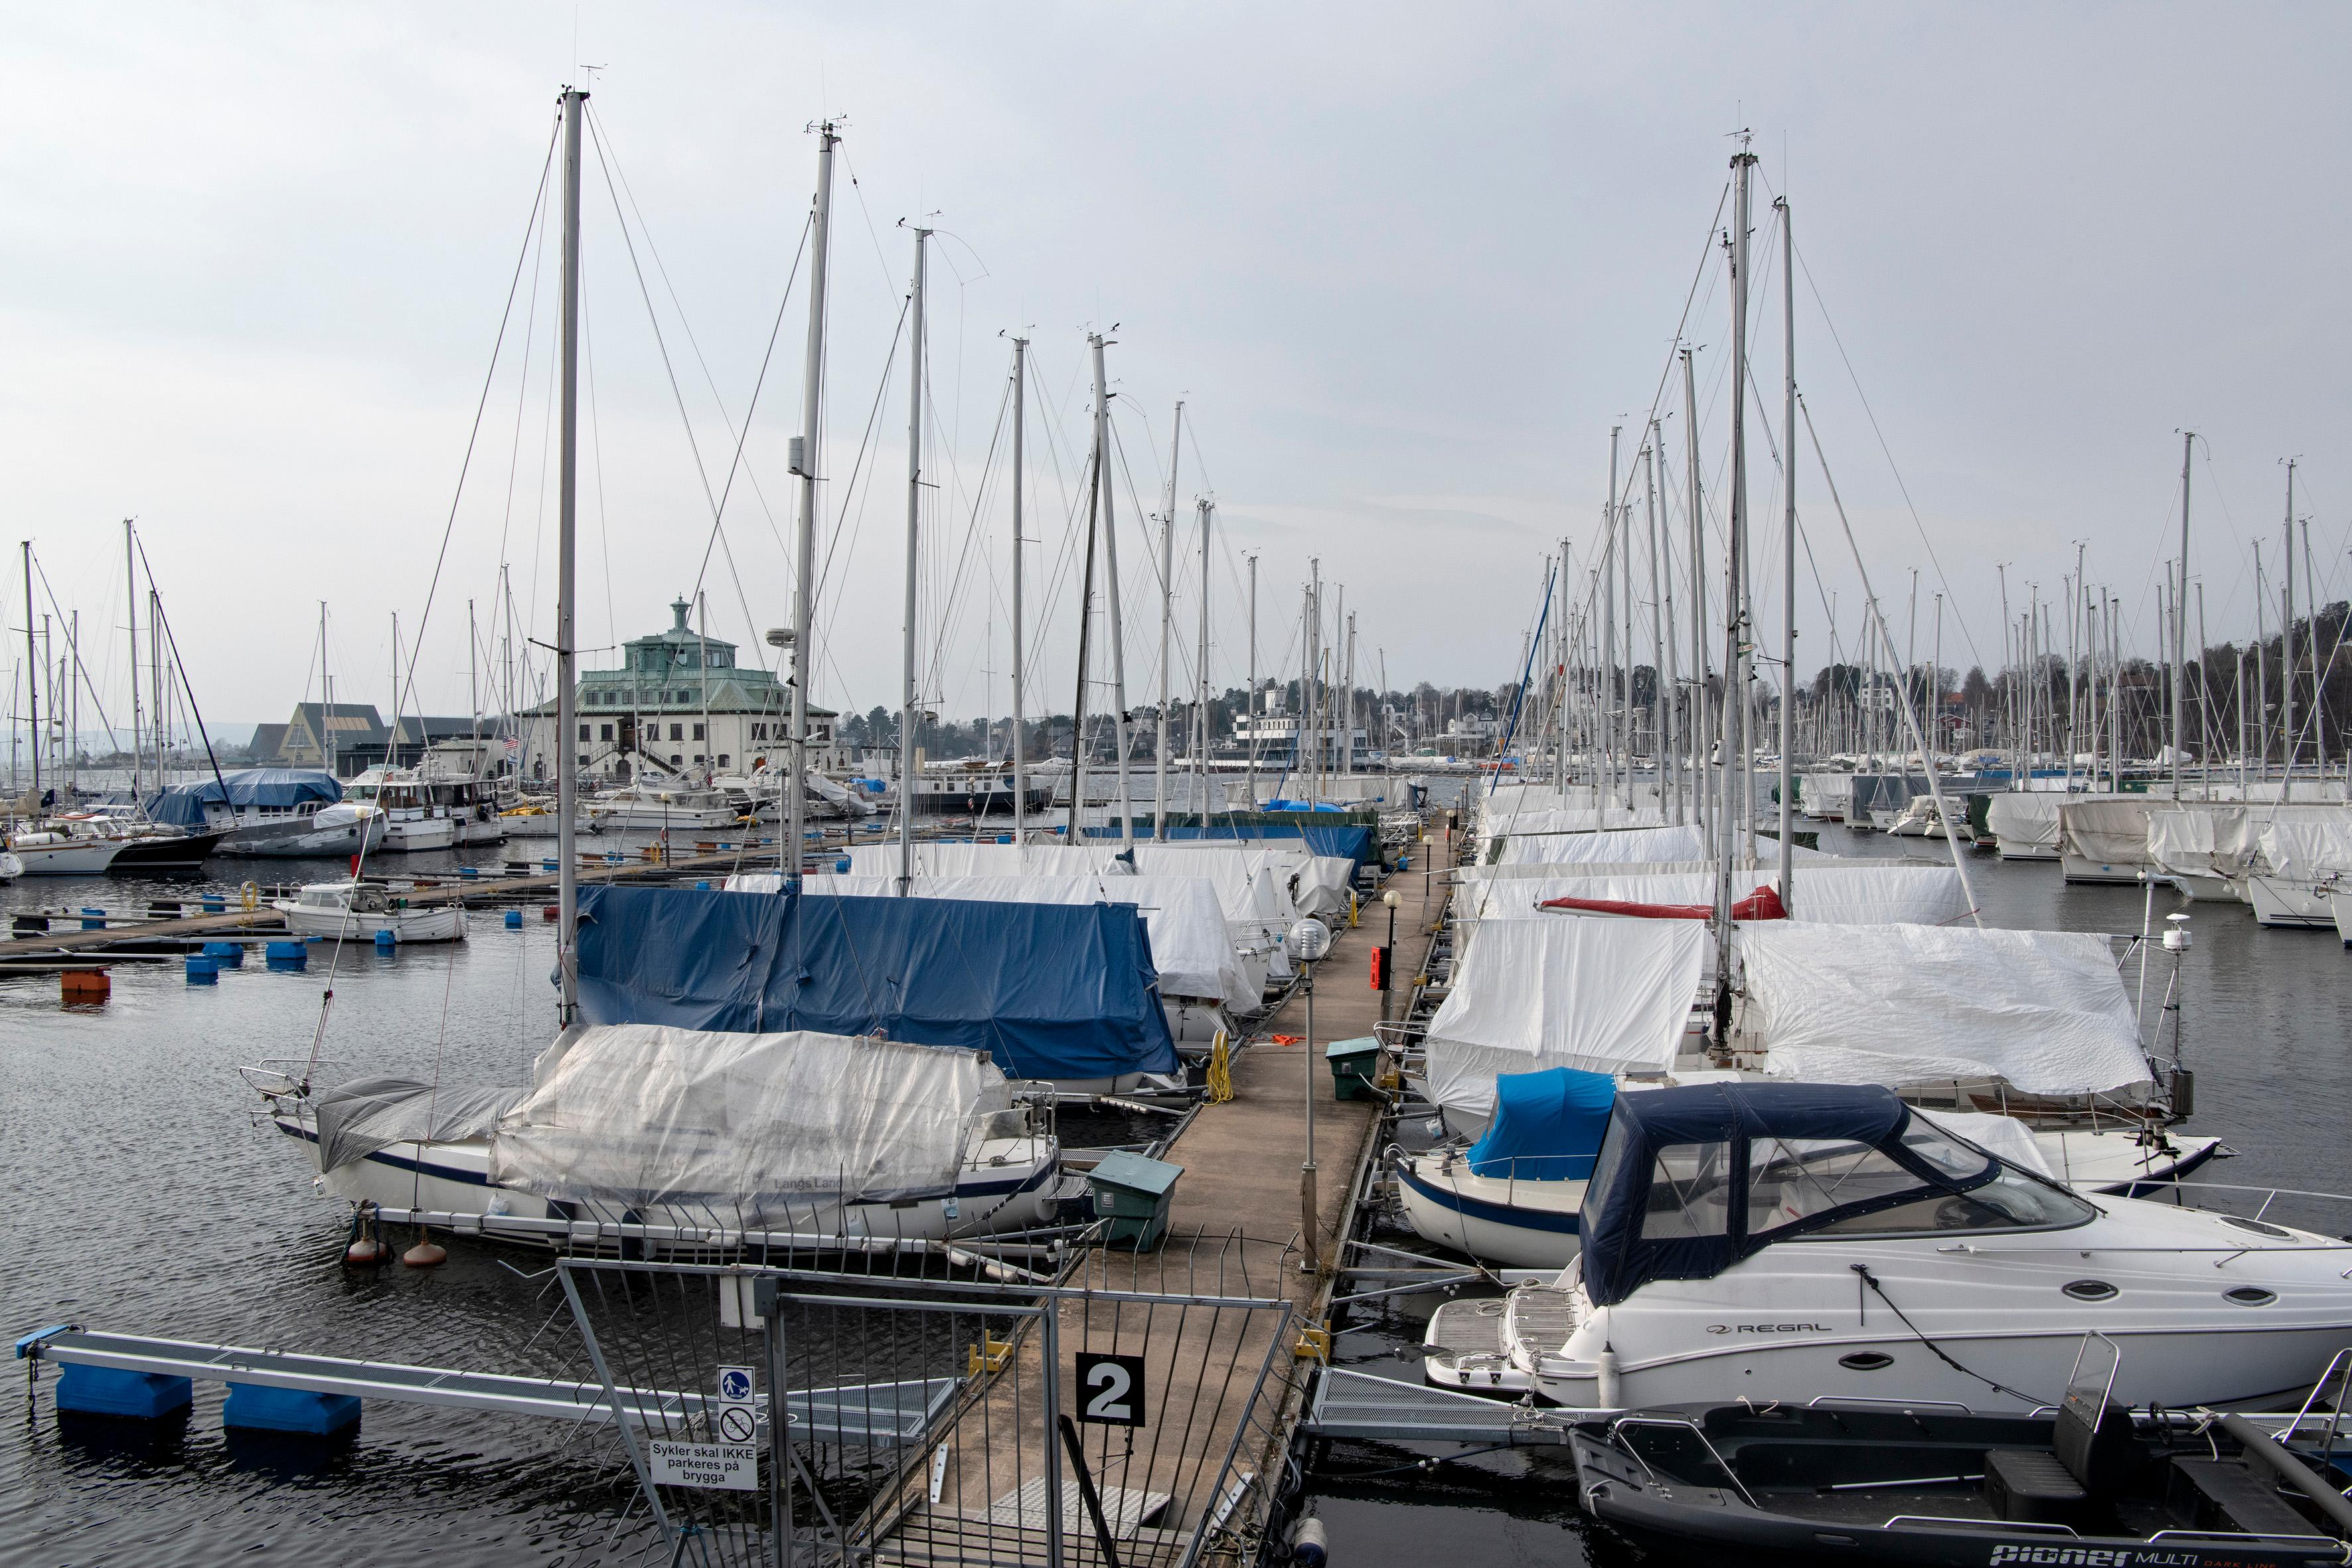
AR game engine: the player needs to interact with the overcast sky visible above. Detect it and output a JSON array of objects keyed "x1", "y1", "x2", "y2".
[{"x1": 3, "y1": 3, "x2": 2347, "y2": 736}]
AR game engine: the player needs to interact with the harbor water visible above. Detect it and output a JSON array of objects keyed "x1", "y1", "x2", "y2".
[{"x1": 0, "y1": 823, "x2": 2343, "y2": 1564}]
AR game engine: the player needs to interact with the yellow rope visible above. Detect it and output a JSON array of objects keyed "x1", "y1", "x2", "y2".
[{"x1": 1206, "y1": 1030, "x2": 1235, "y2": 1103}]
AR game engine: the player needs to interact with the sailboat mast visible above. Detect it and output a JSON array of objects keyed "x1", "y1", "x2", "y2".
[
  {"x1": 1195, "y1": 497, "x2": 1212, "y2": 817},
  {"x1": 1089, "y1": 332, "x2": 1135, "y2": 846},
  {"x1": 1603, "y1": 426, "x2": 1619, "y2": 807},
  {"x1": 125, "y1": 522, "x2": 142, "y2": 798},
  {"x1": 554, "y1": 84, "x2": 586, "y2": 1026},
  {"x1": 1245, "y1": 552, "x2": 1257, "y2": 809},
  {"x1": 1682, "y1": 349, "x2": 1708, "y2": 846},
  {"x1": 1717, "y1": 140, "x2": 1756, "y2": 975},
  {"x1": 788, "y1": 122, "x2": 837, "y2": 880},
  {"x1": 1774, "y1": 195, "x2": 1796, "y2": 901},
  {"x1": 1155, "y1": 400, "x2": 1182, "y2": 838},
  {"x1": 2174, "y1": 431, "x2": 2191, "y2": 797},
  {"x1": 1645, "y1": 438, "x2": 1670, "y2": 830},
  {"x1": 2282, "y1": 460, "x2": 2297, "y2": 794},
  {"x1": 900, "y1": 227, "x2": 931, "y2": 890},
  {"x1": 1066, "y1": 447, "x2": 1099, "y2": 839},
  {"x1": 21, "y1": 542, "x2": 35, "y2": 801},
  {"x1": 1009, "y1": 336, "x2": 1028, "y2": 844}
]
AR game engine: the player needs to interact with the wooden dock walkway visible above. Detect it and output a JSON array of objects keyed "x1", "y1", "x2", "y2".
[{"x1": 870, "y1": 823, "x2": 1454, "y2": 1566}]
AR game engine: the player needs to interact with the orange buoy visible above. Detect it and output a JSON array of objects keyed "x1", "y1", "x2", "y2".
[
  {"x1": 345, "y1": 1236, "x2": 390, "y2": 1266},
  {"x1": 402, "y1": 1230, "x2": 447, "y2": 1269},
  {"x1": 60, "y1": 969, "x2": 109, "y2": 1002}
]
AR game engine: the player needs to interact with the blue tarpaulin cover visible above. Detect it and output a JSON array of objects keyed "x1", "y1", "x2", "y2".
[
  {"x1": 147, "y1": 767, "x2": 342, "y2": 827},
  {"x1": 1464, "y1": 1067, "x2": 1616, "y2": 1180},
  {"x1": 573, "y1": 884, "x2": 1179, "y2": 1081}
]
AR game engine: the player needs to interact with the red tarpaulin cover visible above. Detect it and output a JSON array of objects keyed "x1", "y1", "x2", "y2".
[{"x1": 1538, "y1": 884, "x2": 1788, "y2": 921}]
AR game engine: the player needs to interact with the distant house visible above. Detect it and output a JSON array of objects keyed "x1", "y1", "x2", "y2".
[
  {"x1": 270, "y1": 702, "x2": 479, "y2": 777},
  {"x1": 520, "y1": 598, "x2": 845, "y2": 785},
  {"x1": 246, "y1": 722, "x2": 289, "y2": 763}
]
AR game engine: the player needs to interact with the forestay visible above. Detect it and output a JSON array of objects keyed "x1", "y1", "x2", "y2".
[
  {"x1": 488, "y1": 1025, "x2": 1008, "y2": 1207},
  {"x1": 1737, "y1": 923, "x2": 2154, "y2": 1097},
  {"x1": 1423, "y1": 917, "x2": 1707, "y2": 1119}
]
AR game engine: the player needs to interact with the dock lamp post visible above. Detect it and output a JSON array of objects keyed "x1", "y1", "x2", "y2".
[{"x1": 1289, "y1": 915, "x2": 1332, "y2": 1273}]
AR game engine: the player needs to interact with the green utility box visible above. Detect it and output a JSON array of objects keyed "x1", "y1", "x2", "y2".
[
  {"x1": 1087, "y1": 1150, "x2": 1185, "y2": 1251},
  {"x1": 1326, "y1": 1036, "x2": 1383, "y2": 1101}
]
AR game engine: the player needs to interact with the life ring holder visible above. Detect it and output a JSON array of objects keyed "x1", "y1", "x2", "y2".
[{"x1": 239, "y1": 881, "x2": 260, "y2": 912}]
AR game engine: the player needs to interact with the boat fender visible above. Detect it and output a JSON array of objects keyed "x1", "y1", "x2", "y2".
[
  {"x1": 1597, "y1": 1344, "x2": 1622, "y2": 1408},
  {"x1": 1289, "y1": 1517, "x2": 1328, "y2": 1567}
]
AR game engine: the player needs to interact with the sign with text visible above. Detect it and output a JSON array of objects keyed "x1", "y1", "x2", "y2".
[
  {"x1": 1074, "y1": 1351, "x2": 1148, "y2": 1427},
  {"x1": 649, "y1": 1439, "x2": 759, "y2": 1491}
]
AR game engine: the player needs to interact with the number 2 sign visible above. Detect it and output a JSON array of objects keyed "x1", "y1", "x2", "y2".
[{"x1": 1073, "y1": 1352, "x2": 1148, "y2": 1428}]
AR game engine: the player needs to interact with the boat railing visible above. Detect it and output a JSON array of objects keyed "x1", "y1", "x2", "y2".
[{"x1": 1606, "y1": 1413, "x2": 1759, "y2": 1508}]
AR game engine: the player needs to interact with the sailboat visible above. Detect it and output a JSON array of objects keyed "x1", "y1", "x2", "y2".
[{"x1": 243, "y1": 94, "x2": 1075, "y2": 1256}]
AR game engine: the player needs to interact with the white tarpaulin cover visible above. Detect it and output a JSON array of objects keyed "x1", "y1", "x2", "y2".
[
  {"x1": 2258, "y1": 816, "x2": 2352, "y2": 881},
  {"x1": 1913, "y1": 1108, "x2": 2057, "y2": 1178},
  {"x1": 1474, "y1": 805, "x2": 1665, "y2": 838},
  {"x1": 1452, "y1": 850, "x2": 1859, "y2": 884},
  {"x1": 2146, "y1": 807, "x2": 2221, "y2": 877},
  {"x1": 1423, "y1": 917, "x2": 1708, "y2": 1118},
  {"x1": 1457, "y1": 864, "x2": 1970, "y2": 929},
  {"x1": 1985, "y1": 793, "x2": 2063, "y2": 851},
  {"x1": 1494, "y1": 824, "x2": 1707, "y2": 867},
  {"x1": 835, "y1": 842, "x2": 1129, "y2": 880},
  {"x1": 791, "y1": 872, "x2": 1260, "y2": 1009},
  {"x1": 1737, "y1": 923, "x2": 2153, "y2": 1096},
  {"x1": 1123, "y1": 842, "x2": 1323, "y2": 921},
  {"x1": 2060, "y1": 799, "x2": 2157, "y2": 868},
  {"x1": 488, "y1": 1024, "x2": 1009, "y2": 1207}
]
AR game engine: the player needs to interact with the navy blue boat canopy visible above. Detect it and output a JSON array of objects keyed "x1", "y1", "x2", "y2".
[
  {"x1": 1465, "y1": 1067, "x2": 1615, "y2": 1180},
  {"x1": 147, "y1": 767, "x2": 343, "y2": 827},
  {"x1": 1166, "y1": 823, "x2": 1375, "y2": 874},
  {"x1": 1577, "y1": 1081, "x2": 2009, "y2": 1307},
  {"x1": 573, "y1": 884, "x2": 1180, "y2": 1081}
]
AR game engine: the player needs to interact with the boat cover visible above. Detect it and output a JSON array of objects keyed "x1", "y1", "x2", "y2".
[
  {"x1": 1459, "y1": 863, "x2": 1956, "y2": 925},
  {"x1": 487, "y1": 1025, "x2": 1010, "y2": 1207},
  {"x1": 311, "y1": 1076, "x2": 524, "y2": 1172},
  {"x1": 1165, "y1": 823, "x2": 1375, "y2": 875},
  {"x1": 783, "y1": 872, "x2": 1259, "y2": 1010},
  {"x1": 2146, "y1": 807, "x2": 2221, "y2": 877},
  {"x1": 1423, "y1": 917, "x2": 1706, "y2": 1119},
  {"x1": 1540, "y1": 885, "x2": 1787, "y2": 921},
  {"x1": 1474, "y1": 806, "x2": 1666, "y2": 838},
  {"x1": 835, "y1": 842, "x2": 1127, "y2": 879},
  {"x1": 1579, "y1": 1081, "x2": 1990, "y2": 1306},
  {"x1": 1984, "y1": 791, "x2": 2065, "y2": 851},
  {"x1": 147, "y1": 767, "x2": 343, "y2": 827},
  {"x1": 1494, "y1": 824, "x2": 1707, "y2": 868},
  {"x1": 573, "y1": 884, "x2": 1180, "y2": 1080},
  {"x1": 1737, "y1": 923, "x2": 2153, "y2": 1096},
  {"x1": 2258, "y1": 816, "x2": 2352, "y2": 881},
  {"x1": 2060, "y1": 799, "x2": 2158, "y2": 867},
  {"x1": 1464, "y1": 1067, "x2": 1616, "y2": 1179},
  {"x1": 1129, "y1": 841, "x2": 1354, "y2": 918}
]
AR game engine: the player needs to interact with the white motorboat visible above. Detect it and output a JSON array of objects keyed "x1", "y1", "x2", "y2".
[
  {"x1": 244, "y1": 1025, "x2": 1071, "y2": 1252},
  {"x1": 1502, "y1": 1081, "x2": 2352, "y2": 1413},
  {"x1": 273, "y1": 881, "x2": 467, "y2": 943},
  {"x1": 497, "y1": 803, "x2": 599, "y2": 838},
  {"x1": 1881, "y1": 794, "x2": 1958, "y2": 838},
  {"x1": 5, "y1": 825, "x2": 124, "y2": 875},
  {"x1": 341, "y1": 769, "x2": 461, "y2": 852},
  {"x1": 583, "y1": 785, "x2": 746, "y2": 832}
]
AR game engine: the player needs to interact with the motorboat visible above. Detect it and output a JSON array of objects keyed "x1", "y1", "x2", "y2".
[
  {"x1": 341, "y1": 768, "x2": 460, "y2": 852},
  {"x1": 582, "y1": 784, "x2": 745, "y2": 832},
  {"x1": 1500, "y1": 1081, "x2": 2352, "y2": 1413},
  {"x1": 5, "y1": 824, "x2": 124, "y2": 875},
  {"x1": 46, "y1": 808, "x2": 225, "y2": 873},
  {"x1": 242, "y1": 1025, "x2": 1072, "y2": 1252},
  {"x1": 273, "y1": 881, "x2": 467, "y2": 943},
  {"x1": 1568, "y1": 1334, "x2": 2352, "y2": 1565},
  {"x1": 497, "y1": 801, "x2": 599, "y2": 838}
]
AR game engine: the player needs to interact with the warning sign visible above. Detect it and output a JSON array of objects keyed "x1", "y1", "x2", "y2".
[
  {"x1": 716, "y1": 1403, "x2": 758, "y2": 1444},
  {"x1": 649, "y1": 1439, "x2": 759, "y2": 1492}
]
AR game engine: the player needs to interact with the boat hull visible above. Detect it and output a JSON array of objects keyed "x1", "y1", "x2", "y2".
[
  {"x1": 2061, "y1": 850, "x2": 2142, "y2": 884},
  {"x1": 218, "y1": 815, "x2": 388, "y2": 858},
  {"x1": 10, "y1": 838, "x2": 125, "y2": 874},
  {"x1": 2248, "y1": 874, "x2": 2334, "y2": 929},
  {"x1": 1399, "y1": 1156, "x2": 1585, "y2": 1270},
  {"x1": 274, "y1": 902, "x2": 467, "y2": 943}
]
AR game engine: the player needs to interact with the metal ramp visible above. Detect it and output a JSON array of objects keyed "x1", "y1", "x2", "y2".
[
  {"x1": 14, "y1": 1326, "x2": 952, "y2": 1444},
  {"x1": 1306, "y1": 1367, "x2": 1579, "y2": 1445}
]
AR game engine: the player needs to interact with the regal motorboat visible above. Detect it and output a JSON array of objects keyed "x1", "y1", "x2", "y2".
[
  {"x1": 242, "y1": 1025, "x2": 1071, "y2": 1252},
  {"x1": 273, "y1": 881, "x2": 467, "y2": 943},
  {"x1": 1569, "y1": 1334, "x2": 2352, "y2": 1565},
  {"x1": 1500, "y1": 1081, "x2": 2352, "y2": 1413}
]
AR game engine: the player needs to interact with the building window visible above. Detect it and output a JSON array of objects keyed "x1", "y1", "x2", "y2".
[
  {"x1": 599, "y1": 724, "x2": 613, "y2": 741},
  {"x1": 577, "y1": 753, "x2": 590, "y2": 767},
  {"x1": 670, "y1": 753, "x2": 683, "y2": 766},
  {"x1": 669, "y1": 723, "x2": 684, "y2": 742},
  {"x1": 751, "y1": 723, "x2": 766, "y2": 741},
  {"x1": 692, "y1": 723, "x2": 705, "y2": 742},
  {"x1": 717, "y1": 754, "x2": 730, "y2": 768},
  {"x1": 578, "y1": 724, "x2": 590, "y2": 742},
  {"x1": 693, "y1": 753, "x2": 704, "y2": 765}
]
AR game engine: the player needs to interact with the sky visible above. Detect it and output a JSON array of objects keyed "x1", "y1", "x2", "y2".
[{"x1": 2, "y1": 2, "x2": 2348, "y2": 738}]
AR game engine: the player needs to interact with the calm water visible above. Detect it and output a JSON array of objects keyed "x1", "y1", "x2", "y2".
[{"x1": 1, "y1": 823, "x2": 2346, "y2": 1564}]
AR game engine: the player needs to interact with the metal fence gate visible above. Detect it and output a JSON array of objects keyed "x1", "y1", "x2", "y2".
[{"x1": 558, "y1": 1241, "x2": 1298, "y2": 1568}]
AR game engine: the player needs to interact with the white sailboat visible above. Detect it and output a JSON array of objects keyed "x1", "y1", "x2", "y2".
[{"x1": 273, "y1": 882, "x2": 467, "y2": 944}]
